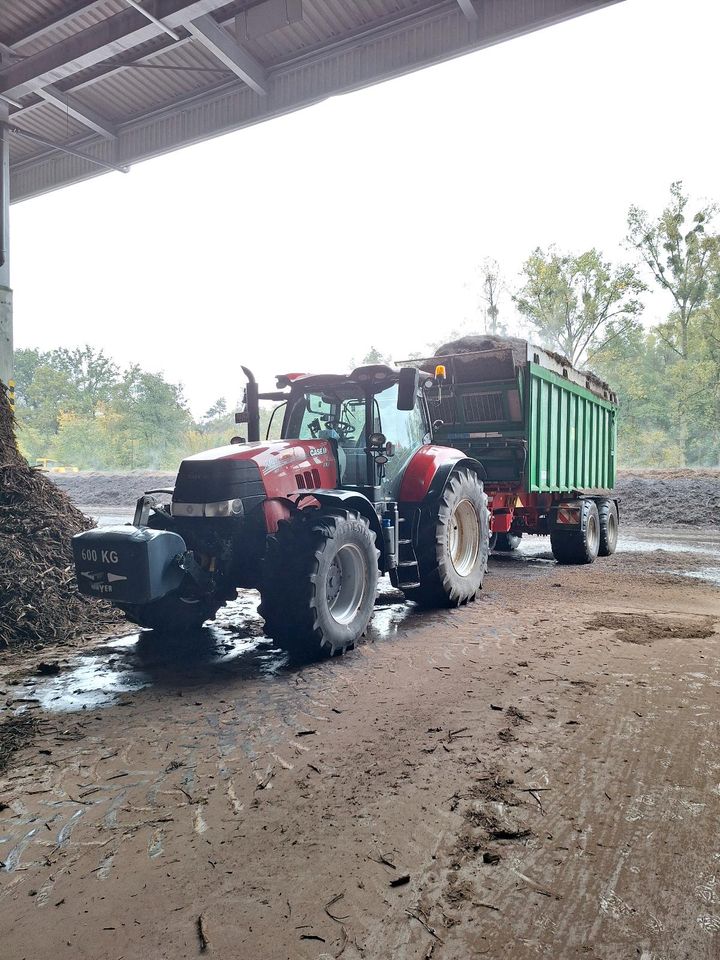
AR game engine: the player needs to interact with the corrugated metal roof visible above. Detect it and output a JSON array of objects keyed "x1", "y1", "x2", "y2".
[
  {"x1": 9, "y1": 1, "x2": 129, "y2": 56},
  {"x1": 1, "y1": 0, "x2": 625, "y2": 202}
]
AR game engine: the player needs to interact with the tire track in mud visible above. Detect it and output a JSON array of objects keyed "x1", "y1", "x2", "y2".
[
  {"x1": 352, "y1": 616, "x2": 720, "y2": 960},
  {"x1": 2, "y1": 616, "x2": 503, "y2": 902}
]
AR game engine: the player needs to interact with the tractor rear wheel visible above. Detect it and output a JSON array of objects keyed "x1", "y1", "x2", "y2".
[
  {"x1": 121, "y1": 596, "x2": 221, "y2": 634},
  {"x1": 405, "y1": 468, "x2": 489, "y2": 607},
  {"x1": 259, "y1": 509, "x2": 379, "y2": 657}
]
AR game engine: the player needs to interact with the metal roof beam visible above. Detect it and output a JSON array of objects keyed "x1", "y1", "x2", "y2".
[
  {"x1": 38, "y1": 85, "x2": 117, "y2": 139},
  {"x1": 455, "y1": 0, "x2": 479, "y2": 20},
  {"x1": 4, "y1": 121, "x2": 128, "y2": 173},
  {"x1": 123, "y1": 0, "x2": 181, "y2": 42},
  {"x1": 186, "y1": 15, "x2": 268, "y2": 95},
  {"x1": 4, "y1": 1, "x2": 108, "y2": 49},
  {"x1": 15, "y1": 0, "x2": 441, "y2": 111},
  {"x1": 0, "y1": 0, "x2": 229, "y2": 100}
]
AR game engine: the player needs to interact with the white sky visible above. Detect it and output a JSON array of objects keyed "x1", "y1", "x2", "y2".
[{"x1": 9, "y1": 0, "x2": 720, "y2": 417}]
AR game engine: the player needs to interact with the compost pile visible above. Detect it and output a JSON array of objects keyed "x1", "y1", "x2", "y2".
[
  {"x1": 434, "y1": 333, "x2": 530, "y2": 366},
  {"x1": 615, "y1": 469, "x2": 720, "y2": 528},
  {"x1": 52, "y1": 470, "x2": 175, "y2": 507},
  {"x1": 0, "y1": 384, "x2": 119, "y2": 649}
]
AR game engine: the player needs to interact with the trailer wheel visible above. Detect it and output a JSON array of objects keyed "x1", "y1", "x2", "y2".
[
  {"x1": 597, "y1": 499, "x2": 619, "y2": 556},
  {"x1": 259, "y1": 509, "x2": 379, "y2": 657},
  {"x1": 550, "y1": 500, "x2": 600, "y2": 565},
  {"x1": 493, "y1": 532, "x2": 523, "y2": 552},
  {"x1": 121, "y1": 596, "x2": 221, "y2": 634},
  {"x1": 405, "y1": 468, "x2": 489, "y2": 607}
]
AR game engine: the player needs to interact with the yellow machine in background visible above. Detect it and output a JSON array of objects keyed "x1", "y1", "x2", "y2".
[{"x1": 35, "y1": 458, "x2": 80, "y2": 474}]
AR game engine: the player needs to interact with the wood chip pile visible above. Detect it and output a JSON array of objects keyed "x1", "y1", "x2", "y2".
[
  {"x1": 0, "y1": 713, "x2": 42, "y2": 772},
  {"x1": 0, "y1": 384, "x2": 119, "y2": 649}
]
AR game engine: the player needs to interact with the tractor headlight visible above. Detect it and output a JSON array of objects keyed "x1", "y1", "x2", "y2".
[
  {"x1": 204, "y1": 499, "x2": 244, "y2": 518},
  {"x1": 172, "y1": 499, "x2": 244, "y2": 518}
]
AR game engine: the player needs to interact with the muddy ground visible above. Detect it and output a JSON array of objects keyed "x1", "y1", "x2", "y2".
[
  {"x1": 1, "y1": 527, "x2": 719, "y2": 959},
  {"x1": 51, "y1": 469, "x2": 720, "y2": 528}
]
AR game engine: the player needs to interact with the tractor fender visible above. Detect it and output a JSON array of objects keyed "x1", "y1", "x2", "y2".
[
  {"x1": 399, "y1": 445, "x2": 487, "y2": 505},
  {"x1": 300, "y1": 490, "x2": 384, "y2": 551}
]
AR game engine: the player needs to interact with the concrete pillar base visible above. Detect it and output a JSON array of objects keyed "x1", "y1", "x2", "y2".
[{"x1": 0, "y1": 285, "x2": 12, "y2": 387}]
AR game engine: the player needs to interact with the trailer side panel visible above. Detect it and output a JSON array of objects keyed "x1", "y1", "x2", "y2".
[{"x1": 527, "y1": 363, "x2": 616, "y2": 494}]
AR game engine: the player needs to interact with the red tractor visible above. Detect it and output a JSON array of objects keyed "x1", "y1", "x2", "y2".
[{"x1": 73, "y1": 363, "x2": 490, "y2": 656}]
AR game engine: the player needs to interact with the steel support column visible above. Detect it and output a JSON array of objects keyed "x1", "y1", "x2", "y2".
[{"x1": 0, "y1": 102, "x2": 11, "y2": 388}]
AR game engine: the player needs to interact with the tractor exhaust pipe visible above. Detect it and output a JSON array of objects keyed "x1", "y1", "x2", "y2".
[{"x1": 240, "y1": 366, "x2": 261, "y2": 443}]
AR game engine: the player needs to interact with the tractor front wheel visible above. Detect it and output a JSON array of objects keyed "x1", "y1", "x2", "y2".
[
  {"x1": 405, "y1": 468, "x2": 490, "y2": 607},
  {"x1": 260, "y1": 509, "x2": 379, "y2": 657}
]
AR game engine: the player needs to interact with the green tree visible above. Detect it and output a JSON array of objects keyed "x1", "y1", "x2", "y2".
[
  {"x1": 18, "y1": 362, "x2": 75, "y2": 436},
  {"x1": 625, "y1": 184, "x2": 720, "y2": 463},
  {"x1": 479, "y1": 258, "x2": 506, "y2": 335},
  {"x1": 361, "y1": 346, "x2": 393, "y2": 365},
  {"x1": 111, "y1": 366, "x2": 192, "y2": 468},
  {"x1": 52, "y1": 411, "x2": 115, "y2": 469},
  {"x1": 48, "y1": 346, "x2": 118, "y2": 415},
  {"x1": 514, "y1": 247, "x2": 645, "y2": 366},
  {"x1": 201, "y1": 397, "x2": 228, "y2": 424},
  {"x1": 14, "y1": 345, "x2": 118, "y2": 442},
  {"x1": 628, "y1": 181, "x2": 719, "y2": 359},
  {"x1": 12, "y1": 348, "x2": 44, "y2": 408}
]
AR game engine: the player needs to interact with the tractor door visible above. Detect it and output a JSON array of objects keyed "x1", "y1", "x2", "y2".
[{"x1": 373, "y1": 383, "x2": 429, "y2": 500}]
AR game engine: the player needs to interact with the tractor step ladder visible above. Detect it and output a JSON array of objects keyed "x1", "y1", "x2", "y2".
[{"x1": 395, "y1": 533, "x2": 421, "y2": 589}]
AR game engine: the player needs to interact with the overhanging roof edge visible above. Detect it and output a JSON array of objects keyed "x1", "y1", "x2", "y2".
[{"x1": 8, "y1": 0, "x2": 625, "y2": 204}]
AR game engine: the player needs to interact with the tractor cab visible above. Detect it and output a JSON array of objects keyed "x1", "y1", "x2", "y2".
[
  {"x1": 240, "y1": 363, "x2": 430, "y2": 505},
  {"x1": 279, "y1": 365, "x2": 430, "y2": 503}
]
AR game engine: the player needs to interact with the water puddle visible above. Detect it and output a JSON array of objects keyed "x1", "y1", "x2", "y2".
[
  {"x1": 31, "y1": 635, "x2": 151, "y2": 711},
  {"x1": 660, "y1": 567, "x2": 720, "y2": 586},
  {"x1": 28, "y1": 581, "x2": 420, "y2": 714},
  {"x1": 502, "y1": 530, "x2": 720, "y2": 586},
  {"x1": 516, "y1": 529, "x2": 720, "y2": 559},
  {"x1": 619, "y1": 531, "x2": 720, "y2": 557}
]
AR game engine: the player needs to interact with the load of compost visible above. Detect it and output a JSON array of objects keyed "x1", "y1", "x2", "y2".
[
  {"x1": 0, "y1": 384, "x2": 119, "y2": 649},
  {"x1": 434, "y1": 333, "x2": 530, "y2": 366}
]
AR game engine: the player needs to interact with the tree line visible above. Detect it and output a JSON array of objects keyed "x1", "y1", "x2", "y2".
[
  {"x1": 13, "y1": 348, "x2": 243, "y2": 470},
  {"x1": 12, "y1": 183, "x2": 719, "y2": 470}
]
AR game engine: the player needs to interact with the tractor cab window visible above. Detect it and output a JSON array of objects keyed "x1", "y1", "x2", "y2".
[
  {"x1": 287, "y1": 387, "x2": 368, "y2": 486},
  {"x1": 285, "y1": 380, "x2": 428, "y2": 493}
]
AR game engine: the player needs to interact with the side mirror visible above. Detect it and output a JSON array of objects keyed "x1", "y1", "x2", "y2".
[{"x1": 397, "y1": 367, "x2": 419, "y2": 411}]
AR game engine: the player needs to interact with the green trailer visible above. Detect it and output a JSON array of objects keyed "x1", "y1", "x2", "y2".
[{"x1": 413, "y1": 336, "x2": 620, "y2": 564}]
